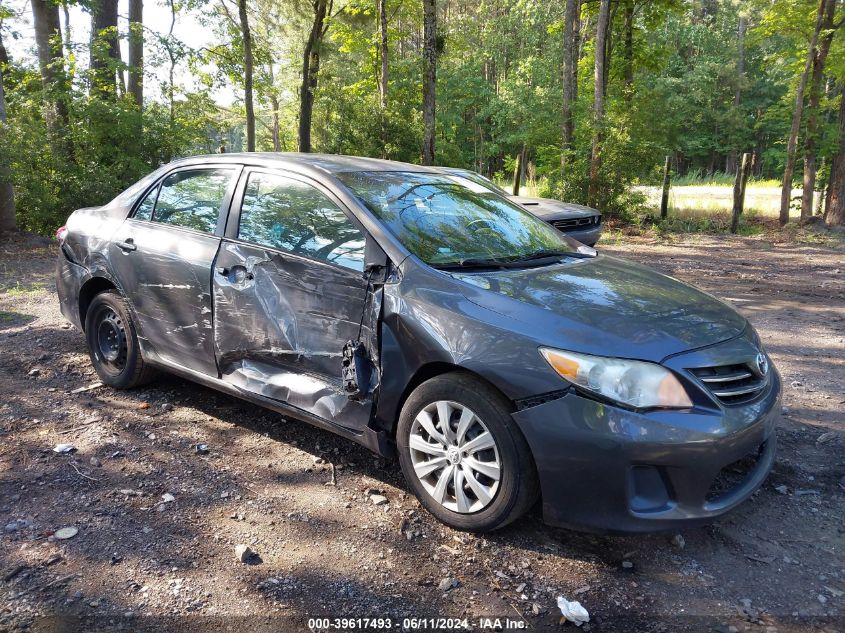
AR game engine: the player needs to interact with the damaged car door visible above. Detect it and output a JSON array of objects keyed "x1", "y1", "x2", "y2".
[
  {"x1": 108, "y1": 166, "x2": 239, "y2": 375},
  {"x1": 212, "y1": 168, "x2": 378, "y2": 431}
]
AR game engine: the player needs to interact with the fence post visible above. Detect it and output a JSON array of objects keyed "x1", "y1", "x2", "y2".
[
  {"x1": 660, "y1": 155, "x2": 671, "y2": 219},
  {"x1": 731, "y1": 152, "x2": 752, "y2": 233}
]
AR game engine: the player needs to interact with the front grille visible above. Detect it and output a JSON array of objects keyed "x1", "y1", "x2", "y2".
[
  {"x1": 690, "y1": 362, "x2": 768, "y2": 406},
  {"x1": 706, "y1": 442, "x2": 766, "y2": 503},
  {"x1": 550, "y1": 215, "x2": 601, "y2": 232}
]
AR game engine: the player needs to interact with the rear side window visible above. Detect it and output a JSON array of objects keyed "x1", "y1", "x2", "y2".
[
  {"x1": 238, "y1": 172, "x2": 365, "y2": 271},
  {"x1": 150, "y1": 169, "x2": 233, "y2": 234}
]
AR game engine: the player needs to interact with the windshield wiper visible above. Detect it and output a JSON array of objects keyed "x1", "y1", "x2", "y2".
[
  {"x1": 501, "y1": 249, "x2": 595, "y2": 265},
  {"x1": 432, "y1": 257, "x2": 509, "y2": 270}
]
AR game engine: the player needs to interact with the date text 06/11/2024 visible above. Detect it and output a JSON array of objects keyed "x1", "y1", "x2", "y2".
[{"x1": 307, "y1": 617, "x2": 527, "y2": 630}]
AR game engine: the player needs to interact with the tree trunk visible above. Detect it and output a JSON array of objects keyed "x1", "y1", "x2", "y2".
[
  {"x1": 622, "y1": 0, "x2": 633, "y2": 101},
  {"x1": 825, "y1": 90, "x2": 845, "y2": 227},
  {"x1": 61, "y1": 2, "x2": 72, "y2": 57},
  {"x1": 421, "y1": 0, "x2": 437, "y2": 165},
  {"x1": 0, "y1": 32, "x2": 15, "y2": 234},
  {"x1": 299, "y1": 0, "x2": 330, "y2": 153},
  {"x1": 731, "y1": 153, "x2": 751, "y2": 233},
  {"x1": 801, "y1": 0, "x2": 836, "y2": 221},
  {"x1": 561, "y1": 0, "x2": 580, "y2": 174},
  {"x1": 238, "y1": 0, "x2": 255, "y2": 152},
  {"x1": 128, "y1": 0, "x2": 144, "y2": 108},
  {"x1": 90, "y1": 0, "x2": 120, "y2": 96},
  {"x1": 587, "y1": 0, "x2": 610, "y2": 207},
  {"x1": 660, "y1": 155, "x2": 671, "y2": 219},
  {"x1": 379, "y1": 0, "x2": 388, "y2": 157},
  {"x1": 779, "y1": 0, "x2": 827, "y2": 226},
  {"x1": 269, "y1": 64, "x2": 281, "y2": 152},
  {"x1": 379, "y1": 0, "x2": 388, "y2": 110},
  {"x1": 512, "y1": 144, "x2": 526, "y2": 195},
  {"x1": 726, "y1": 14, "x2": 746, "y2": 177},
  {"x1": 31, "y1": 0, "x2": 71, "y2": 145}
]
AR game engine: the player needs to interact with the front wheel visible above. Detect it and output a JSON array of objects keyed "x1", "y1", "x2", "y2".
[
  {"x1": 84, "y1": 290, "x2": 156, "y2": 389},
  {"x1": 396, "y1": 372, "x2": 538, "y2": 532}
]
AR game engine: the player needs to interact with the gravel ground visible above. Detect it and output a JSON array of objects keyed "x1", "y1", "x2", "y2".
[{"x1": 0, "y1": 230, "x2": 843, "y2": 633}]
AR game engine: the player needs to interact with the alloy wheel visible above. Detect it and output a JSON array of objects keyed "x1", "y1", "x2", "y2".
[{"x1": 408, "y1": 400, "x2": 501, "y2": 513}]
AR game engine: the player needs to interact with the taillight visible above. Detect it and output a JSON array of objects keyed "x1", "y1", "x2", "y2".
[{"x1": 56, "y1": 226, "x2": 68, "y2": 243}]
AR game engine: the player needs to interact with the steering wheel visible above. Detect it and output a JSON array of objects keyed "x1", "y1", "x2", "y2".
[{"x1": 465, "y1": 218, "x2": 495, "y2": 233}]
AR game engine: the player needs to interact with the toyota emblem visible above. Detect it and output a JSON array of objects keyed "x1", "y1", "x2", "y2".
[{"x1": 756, "y1": 352, "x2": 769, "y2": 377}]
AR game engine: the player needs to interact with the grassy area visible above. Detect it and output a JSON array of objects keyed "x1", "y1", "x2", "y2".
[{"x1": 635, "y1": 183, "x2": 799, "y2": 221}]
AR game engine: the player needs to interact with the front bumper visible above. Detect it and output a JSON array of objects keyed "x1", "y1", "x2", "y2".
[
  {"x1": 512, "y1": 367, "x2": 780, "y2": 533},
  {"x1": 561, "y1": 224, "x2": 602, "y2": 246}
]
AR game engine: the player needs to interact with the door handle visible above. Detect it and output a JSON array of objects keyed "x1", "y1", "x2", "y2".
[
  {"x1": 116, "y1": 238, "x2": 136, "y2": 252},
  {"x1": 215, "y1": 266, "x2": 230, "y2": 276}
]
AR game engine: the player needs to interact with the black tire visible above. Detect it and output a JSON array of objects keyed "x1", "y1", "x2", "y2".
[
  {"x1": 84, "y1": 290, "x2": 156, "y2": 389},
  {"x1": 396, "y1": 372, "x2": 539, "y2": 532}
]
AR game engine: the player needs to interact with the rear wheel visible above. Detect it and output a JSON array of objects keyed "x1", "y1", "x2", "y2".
[
  {"x1": 84, "y1": 290, "x2": 156, "y2": 389},
  {"x1": 397, "y1": 372, "x2": 538, "y2": 532}
]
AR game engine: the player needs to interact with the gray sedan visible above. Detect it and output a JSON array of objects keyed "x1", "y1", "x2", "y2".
[
  {"x1": 437, "y1": 167, "x2": 603, "y2": 246},
  {"x1": 56, "y1": 153, "x2": 779, "y2": 533}
]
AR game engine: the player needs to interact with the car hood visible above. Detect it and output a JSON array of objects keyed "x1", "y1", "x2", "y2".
[
  {"x1": 449, "y1": 255, "x2": 747, "y2": 361},
  {"x1": 510, "y1": 196, "x2": 599, "y2": 221}
]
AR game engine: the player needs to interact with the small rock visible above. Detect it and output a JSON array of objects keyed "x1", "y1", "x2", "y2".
[
  {"x1": 515, "y1": 583, "x2": 526, "y2": 593},
  {"x1": 53, "y1": 443, "x2": 76, "y2": 454},
  {"x1": 194, "y1": 444, "x2": 209, "y2": 455},
  {"x1": 790, "y1": 380, "x2": 802, "y2": 387},
  {"x1": 740, "y1": 598, "x2": 752, "y2": 609},
  {"x1": 54, "y1": 527, "x2": 78, "y2": 540},
  {"x1": 774, "y1": 484, "x2": 789, "y2": 495},
  {"x1": 671, "y1": 534, "x2": 685, "y2": 549},
  {"x1": 90, "y1": 457, "x2": 102, "y2": 467},
  {"x1": 28, "y1": 368, "x2": 41, "y2": 377},
  {"x1": 370, "y1": 494, "x2": 388, "y2": 506},
  {"x1": 235, "y1": 544, "x2": 254, "y2": 563},
  {"x1": 161, "y1": 493, "x2": 175, "y2": 503},
  {"x1": 437, "y1": 577, "x2": 459, "y2": 593},
  {"x1": 818, "y1": 594, "x2": 827, "y2": 604},
  {"x1": 622, "y1": 560, "x2": 634, "y2": 569},
  {"x1": 161, "y1": 403, "x2": 174, "y2": 412},
  {"x1": 138, "y1": 402, "x2": 150, "y2": 410},
  {"x1": 4, "y1": 522, "x2": 19, "y2": 533}
]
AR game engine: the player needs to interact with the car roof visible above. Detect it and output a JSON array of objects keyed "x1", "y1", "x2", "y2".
[{"x1": 167, "y1": 152, "x2": 440, "y2": 178}]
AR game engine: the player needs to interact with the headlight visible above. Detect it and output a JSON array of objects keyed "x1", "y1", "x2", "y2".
[{"x1": 539, "y1": 347, "x2": 693, "y2": 409}]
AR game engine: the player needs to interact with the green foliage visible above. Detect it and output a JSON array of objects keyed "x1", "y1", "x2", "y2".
[{"x1": 2, "y1": 74, "x2": 229, "y2": 234}]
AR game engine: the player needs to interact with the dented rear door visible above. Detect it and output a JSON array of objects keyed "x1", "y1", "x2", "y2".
[
  {"x1": 211, "y1": 168, "x2": 378, "y2": 431},
  {"x1": 108, "y1": 166, "x2": 240, "y2": 376}
]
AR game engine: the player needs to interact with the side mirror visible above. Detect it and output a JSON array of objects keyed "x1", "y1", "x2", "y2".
[{"x1": 364, "y1": 234, "x2": 390, "y2": 275}]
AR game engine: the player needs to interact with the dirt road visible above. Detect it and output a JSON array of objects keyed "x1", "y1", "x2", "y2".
[{"x1": 1, "y1": 231, "x2": 843, "y2": 632}]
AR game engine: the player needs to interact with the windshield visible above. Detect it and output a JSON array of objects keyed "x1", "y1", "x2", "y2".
[
  {"x1": 337, "y1": 171, "x2": 581, "y2": 267},
  {"x1": 444, "y1": 169, "x2": 510, "y2": 196}
]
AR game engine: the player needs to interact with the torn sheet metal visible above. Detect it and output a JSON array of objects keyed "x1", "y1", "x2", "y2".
[{"x1": 212, "y1": 241, "x2": 380, "y2": 431}]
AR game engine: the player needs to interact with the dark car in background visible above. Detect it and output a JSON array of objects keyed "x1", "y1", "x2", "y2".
[
  {"x1": 56, "y1": 153, "x2": 779, "y2": 533},
  {"x1": 437, "y1": 167, "x2": 603, "y2": 246}
]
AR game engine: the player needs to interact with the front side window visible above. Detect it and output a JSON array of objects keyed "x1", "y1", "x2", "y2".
[
  {"x1": 151, "y1": 168, "x2": 233, "y2": 234},
  {"x1": 338, "y1": 171, "x2": 578, "y2": 266},
  {"x1": 238, "y1": 172, "x2": 365, "y2": 272},
  {"x1": 133, "y1": 185, "x2": 158, "y2": 221}
]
